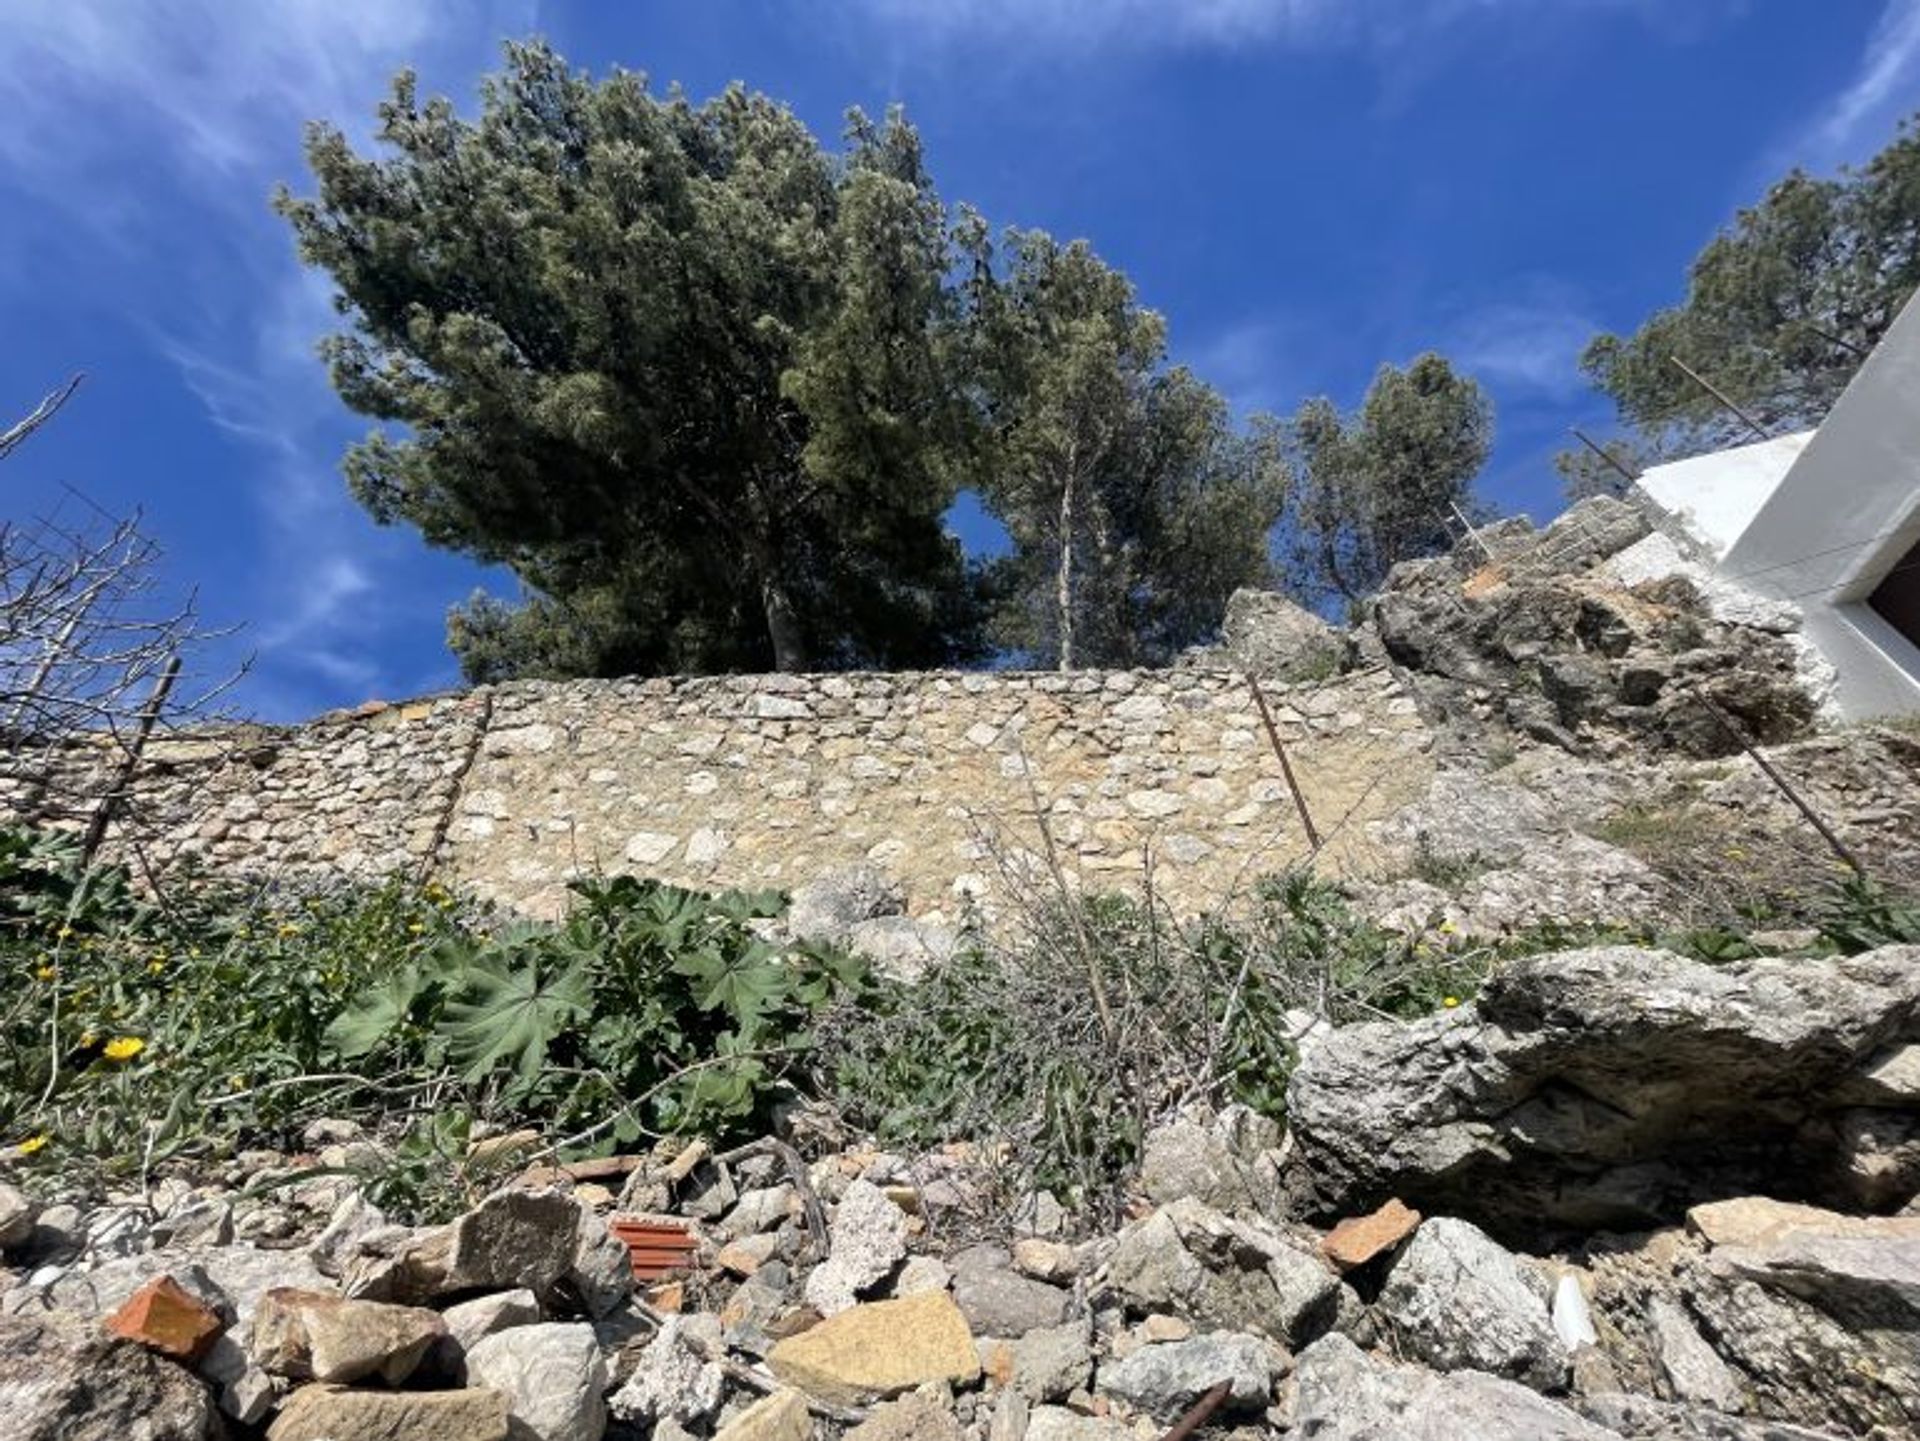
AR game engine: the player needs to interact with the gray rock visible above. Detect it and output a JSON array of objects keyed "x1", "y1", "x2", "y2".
[
  {"x1": 1291, "y1": 1333, "x2": 1618, "y2": 1440},
  {"x1": 952, "y1": 1244, "x2": 1073, "y2": 1338},
  {"x1": 1286, "y1": 946, "x2": 1920, "y2": 1232},
  {"x1": 983, "y1": 1316, "x2": 1093, "y2": 1402},
  {"x1": 0, "y1": 1312, "x2": 217, "y2": 1440},
  {"x1": 347, "y1": 1188, "x2": 580, "y2": 1305},
  {"x1": 845, "y1": 915, "x2": 959, "y2": 983},
  {"x1": 1219, "y1": 588, "x2": 1349, "y2": 682},
  {"x1": 308, "y1": 1189, "x2": 388, "y2": 1278},
  {"x1": 804, "y1": 1179, "x2": 907, "y2": 1316},
  {"x1": 786, "y1": 865, "x2": 904, "y2": 946},
  {"x1": 1578, "y1": 1394, "x2": 1849, "y2": 1440},
  {"x1": 1645, "y1": 1297, "x2": 1742, "y2": 1412},
  {"x1": 1023, "y1": 1408, "x2": 1137, "y2": 1441},
  {"x1": 444, "y1": 1288, "x2": 543, "y2": 1353},
  {"x1": 0, "y1": 1184, "x2": 38, "y2": 1251},
  {"x1": 16, "y1": 1243, "x2": 327, "y2": 1329},
  {"x1": 148, "y1": 1200, "x2": 233, "y2": 1250},
  {"x1": 1106, "y1": 1197, "x2": 1339, "y2": 1347},
  {"x1": 1377, "y1": 1218, "x2": 1568, "y2": 1390},
  {"x1": 724, "y1": 1184, "x2": 796, "y2": 1238},
  {"x1": 608, "y1": 1316, "x2": 726, "y2": 1426},
  {"x1": 1097, "y1": 1331, "x2": 1273, "y2": 1418},
  {"x1": 1138, "y1": 1110, "x2": 1278, "y2": 1214},
  {"x1": 565, "y1": 1203, "x2": 632, "y2": 1319},
  {"x1": 466, "y1": 1322, "x2": 608, "y2": 1441}
]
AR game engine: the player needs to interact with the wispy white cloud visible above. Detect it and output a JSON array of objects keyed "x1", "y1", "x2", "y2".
[
  {"x1": 1182, "y1": 319, "x2": 1300, "y2": 415},
  {"x1": 1798, "y1": 0, "x2": 1920, "y2": 166},
  {"x1": 845, "y1": 0, "x2": 1660, "y2": 54},
  {"x1": 1450, "y1": 284, "x2": 1598, "y2": 400},
  {"x1": 0, "y1": 0, "x2": 529, "y2": 716}
]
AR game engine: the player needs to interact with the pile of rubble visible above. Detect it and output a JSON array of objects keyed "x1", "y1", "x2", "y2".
[{"x1": 4, "y1": 941, "x2": 1918, "y2": 1439}]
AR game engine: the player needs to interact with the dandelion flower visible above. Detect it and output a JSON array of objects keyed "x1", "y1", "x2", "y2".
[
  {"x1": 102, "y1": 1036, "x2": 146, "y2": 1062},
  {"x1": 147, "y1": 960, "x2": 166, "y2": 975},
  {"x1": 15, "y1": 1135, "x2": 48, "y2": 1156},
  {"x1": 278, "y1": 923, "x2": 301, "y2": 939},
  {"x1": 407, "y1": 921, "x2": 426, "y2": 935},
  {"x1": 1443, "y1": 996, "x2": 1462, "y2": 1009},
  {"x1": 34, "y1": 965, "x2": 55, "y2": 982}
]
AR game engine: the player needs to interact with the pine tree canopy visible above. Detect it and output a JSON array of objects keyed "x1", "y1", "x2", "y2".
[{"x1": 1577, "y1": 113, "x2": 1920, "y2": 460}]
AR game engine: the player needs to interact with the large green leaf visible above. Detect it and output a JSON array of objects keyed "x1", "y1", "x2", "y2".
[
  {"x1": 438, "y1": 952, "x2": 594, "y2": 1086},
  {"x1": 323, "y1": 966, "x2": 427, "y2": 1060},
  {"x1": 671, "y1": 940, "x2": 789, "y2": 1020}
]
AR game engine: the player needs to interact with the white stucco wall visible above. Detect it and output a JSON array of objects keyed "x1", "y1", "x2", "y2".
[
  {"x1": 1630, "y1": 291, "x2": 1920, "y2": 720},
  {"x1": 1720, "y1": 290, "x2": 1920, "y2": 719},
  {"x1": 1636, "y1": 432, "x2": 1812, "y2": 557}
]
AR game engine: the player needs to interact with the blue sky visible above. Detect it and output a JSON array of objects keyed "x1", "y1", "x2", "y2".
[{"x1": 2, "y1": 0, "x2": 1915, "y2": 720}]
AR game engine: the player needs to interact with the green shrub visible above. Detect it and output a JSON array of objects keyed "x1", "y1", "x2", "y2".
[
  {"x1": 823, "y1": 869, "x2": 1492, "y2": 1225},
  {"x1": 0, "y1": 827, "x2": 864, "y2": 1210}
]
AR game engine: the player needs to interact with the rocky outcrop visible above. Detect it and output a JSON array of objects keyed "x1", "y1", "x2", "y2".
[
  {"x1": 1287, "y1": 944, "x2": 1920, "y2": 1231},
  {"x1": 1371, "y1": 496, "x2": 1825, "y2": 758},
  {"x1": 1213, "y1": 587, "x2": 1351, "y2": 682}
]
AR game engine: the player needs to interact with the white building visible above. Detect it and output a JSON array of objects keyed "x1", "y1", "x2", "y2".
[{"x1": 1633, "y1": 290, "x2": 1920, "y2": 719}]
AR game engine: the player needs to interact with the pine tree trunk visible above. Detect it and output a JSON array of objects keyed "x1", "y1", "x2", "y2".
[
  {"x1": 743, "y1": 514, "x2": 808, "y2": 672},
  {"x1": 761, "y1": 574, "x2": 808, "y2": 673},
  {"x1": 1056, "y1": 455, "x2": 1076, "y2": 671}
]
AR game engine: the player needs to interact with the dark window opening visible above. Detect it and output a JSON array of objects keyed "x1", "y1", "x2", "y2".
[{"x1": 1868, "y1": 533, "x2": 1920, "y2": 650}]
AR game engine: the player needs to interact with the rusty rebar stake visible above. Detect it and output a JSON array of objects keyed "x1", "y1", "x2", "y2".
[
  {"x1": 1696, "y1": 692, "x2": 1865, "y2": 877},
  {"x1": 1248, "y1": 674, "x2": 1322, "y2": 852},
  {"x1": 1159, "y1": 1381, "x2": 1233, "y2": 1441}
]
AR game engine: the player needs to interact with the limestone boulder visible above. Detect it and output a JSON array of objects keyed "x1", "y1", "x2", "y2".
[
  {"x1": 1290, "y1": 1333, "x2": 1616, "y2": 1440},
  {"x1": 1286, "y1": 945, "x2": 1920, "y2": 1232},
  {"x1": 1219, "y1": 588, "x2": 1349, "y2": 683}
]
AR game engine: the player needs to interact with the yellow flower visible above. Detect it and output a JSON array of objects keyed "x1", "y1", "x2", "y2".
[
  {"x1": 228, "y1": 1074, "x2": 247, "y2": 1091},
  {"x1": 278, "y1": 923, "x2": 301, "y2": 939},
  {"x1": 101, "y1": 1036, "x2": 146, "y2": 1062},
  {"x1": 80, "y1": 1031, "x2": 98, "y2": 1048},
  {"x1": 34, "y1": 965, "x2": 55, "y2": 982},
  {"x1": 407, "y1": 921, "x2": 426, "y2": 935},
  {"x1": 15, "y1": 1134, "x2": 48, "y2": 1156},
  {"x1": 1438, "y1": 919, "x2": 1458, "y2": 935},
  {"x1": 1442, "y1": 996, "x2": 1462, "y2": 1009},
  {"x1": 147, "y1": 960, "x2": 166, "y2": 975},
  {"x1": 55, "y1": 925, "x2": 73, "y2": 939}
]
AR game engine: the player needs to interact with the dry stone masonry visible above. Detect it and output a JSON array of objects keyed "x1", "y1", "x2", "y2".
[{"x1": 3, "y1": 668, "x2": 1433, "y2": 920}]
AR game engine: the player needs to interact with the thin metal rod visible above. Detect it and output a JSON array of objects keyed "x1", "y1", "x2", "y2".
[
  {"x1": 81, "y1": 653, "x2": 179, "y2": 865},
  {"x1": 1247, "y1": 675, "x2": 1322, "y2": 852},
  {"x1": 1159, "y1": 1381, "x2": 1232, "y2": 1441},
  {"x1": 1449, "y1": 501, "x2": 1493, "y2": 562},
  {"x1": 1695, "y1": 692, "x2": 1864, "y2": 877},
  {"x1": 1569, "y1": 427, "x2": 1641, "y2": 485},
  {"x1": 1669, "y1": 356, "x2": 1771, "y2": 444}
]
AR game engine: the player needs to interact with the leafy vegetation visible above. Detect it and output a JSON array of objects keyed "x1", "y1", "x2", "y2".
[
  {"x1": 279, "y1": 42, "x2": 1304, "y2": 681},
  {"x1": 1564, "y1": 110, "x2": 1920, "y2": 492},
  {"x1": 0, "y1": 827, "x2": 865, "y2": 1210},
  {"x1": 1283, "y1": 354, "x2": 1494, "y2": 607},
  {"x1": 825, "y1": 870, "x2": 1492, "y2": 1223}
]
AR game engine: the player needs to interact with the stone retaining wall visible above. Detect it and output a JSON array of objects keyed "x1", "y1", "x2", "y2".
[{"x1": 3, "y1": 668, "x2": 1435, "y2": 919}]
